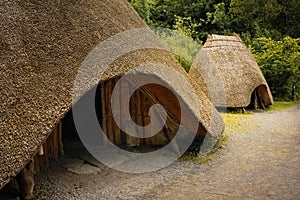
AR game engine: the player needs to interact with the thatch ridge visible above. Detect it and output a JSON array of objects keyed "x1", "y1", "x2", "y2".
[
  {"x1": 190, "y1": 34, "x2": 273, "y2": 108},
  {"x1": 0, "y1": 0, "x2": 224, "y2": 188}
]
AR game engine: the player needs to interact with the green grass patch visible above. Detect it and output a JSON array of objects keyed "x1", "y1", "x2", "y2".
[
  {"x1": 226, "y1": 108, "x2": 253, "y2": 115},
  {"x1": 221, "y1": 113, "x2": 254, "y2": 132},
  {"x1": 180, "y1": 154, "x2": 213, "y2": 164},
  {"x1": 180, "y1": 133, "x2": 229, "y2": 164},
  {"x1": 268, "y1": 100, "x2": 300, "y2": 111},
  {"x1": 215, "y1": 133, "x2": 229, "y2": 149}
]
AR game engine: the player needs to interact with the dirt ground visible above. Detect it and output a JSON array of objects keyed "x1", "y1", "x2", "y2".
[{"x1": 2, "y1": 105, "x2": 300, "y2": 199}]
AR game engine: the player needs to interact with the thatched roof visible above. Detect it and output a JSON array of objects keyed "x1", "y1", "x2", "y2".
[
  {"x1": 189, "y1": 34, "x2": 273, "y2": 108},
  {"x1": 0, "y1": 0, "x2": 224, "y2": 188}
]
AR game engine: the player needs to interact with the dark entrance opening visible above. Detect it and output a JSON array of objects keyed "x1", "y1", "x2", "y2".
[
  {"x1": 61, "y1": 109, "x2": 89, "y2": 157},
  {"x1": 61, "y1": 84, "x2": 102, "y2": 157}
]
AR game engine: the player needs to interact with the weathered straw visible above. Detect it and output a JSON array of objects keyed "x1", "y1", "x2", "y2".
[
  {"x1": 0, "y1": 0, "x2": 224, "y2": 188},
  {"x1": 189, "y1": 34, "x2": 273, "y2": 108}
]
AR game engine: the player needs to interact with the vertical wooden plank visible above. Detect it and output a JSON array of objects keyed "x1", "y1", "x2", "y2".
[
  {"x1": 52, "y1": 124, "x2": 59, "y2": 160},
  {"x1": 120, "y1": 80, "x2": 129, "y2": 145},
  {"x1": 45, "y1": 138, "x2": 50, "y2": 168},
  {"x1": 121, "y1": 80, "x2": 130, "y2": 145},
  {"x1": 142, "y1": 92, "x2": 151, "y2": 145},
  {"x1": 58, "y1": 121, "x2": 64, "y2": 157},
  {"x1": 112, "y1": 78, "x2": 122, "y2": 145},
  {"x1": 47, "y1": 132, "x2": 54, "y2": 164},
  {"x1": 130, "y1": 90, "x2": 137, "y2": 125},
  {"x1": 16, "y1": 160, "x2": 35, "y2": 198},
  {"x1": 130, "y1": 84, "x2": 141, "y2": 146},
  {"x1": 258, "y1": 89, "x2": 266, "y2": 110},
  {"x1": 33, "y1": 154, "x2": 40, "y2": 173},
  {"x1": 121, "y1": 80, "x2": 139, "y2": 146},
  {"x1": 106, "y1": 79, "x2": 114, "y2": 142},
  {"x1": 135, "y1": 89, "x2": 144, "y2": 145},
  {"x1": 100, "y1": 82, "x2": 108, "y2": 144}
]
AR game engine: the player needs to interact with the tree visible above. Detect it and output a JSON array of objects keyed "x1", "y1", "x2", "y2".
[
  {"x1": 129, "y1": 0, "x2": 233, "y2": 42},
  {"x1": 206, "y1": 2, "x2": 232, "y2": 35},
  {"x1": 153, "y1": 27, "x2": 202, "y2": 72},
  {"x1": 128, "y1": 0, "x2": 300, "y2": 100},
  {"x1": 229, "y1": 0, "x2": 300, "y2": 40},
  {"x1": 276, "y1": 0, "x2": 300, "y2": 38},
  {"x1": 250, "y1": 37, "x2": 300, "y2": 100},
  {"x1": 128, "y1": 0, "x2": 154, "y2": 25}
]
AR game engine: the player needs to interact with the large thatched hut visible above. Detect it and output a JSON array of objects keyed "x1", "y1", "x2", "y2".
[
  {"x1": 0, "y1": 0, "x2": 224, "y2": 198},
  {"x1": 189, "y1": 34, "x2": 273, "y2": 109}
]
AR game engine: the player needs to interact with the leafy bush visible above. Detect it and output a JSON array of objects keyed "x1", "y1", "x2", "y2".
[
  {"x1": 152, "y1": 28, "x2": 202, "y2": 72},
  {"x1": 250, "y1": 37, "x2": 300, "y2": 100}
]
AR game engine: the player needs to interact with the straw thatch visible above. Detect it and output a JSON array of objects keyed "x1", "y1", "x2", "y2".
[
  {"x1": 0, "y1": 0, "x2": 224, "y2": 189},
  {"x1": 189, "y1": 34, "x2": 273, "y2": 108}
]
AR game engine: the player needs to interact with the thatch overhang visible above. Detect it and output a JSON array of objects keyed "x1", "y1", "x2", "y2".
[
  {"x1": 0, "y1": 0, "x2": 224, "y2": 188},
  {"x1": 189, "y1": 34, "x2": 273, "y2": 108}
]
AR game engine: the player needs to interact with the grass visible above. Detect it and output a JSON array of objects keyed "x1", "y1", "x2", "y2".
[
  {"x1": 180, "y1": 154, "x2": 213, "y2": 164},
  {"x1": 215, "y1": 133, "x2": 229, "y2": 149},
  {"x1": 180, "y1": 111, "x2": 246, "y2": 164},
  {"x1": 180, "y1": 133, "x2": 229, "y2": 164},
  {"x1": 268, "y1": 100, "x2": 300, "y2": 111},
  {"x1": 221, "y1": 112, "x2": 256, "y2": 136},
  {"x1": 179, "y1": 100, "x2": 300, "y2": 164}
]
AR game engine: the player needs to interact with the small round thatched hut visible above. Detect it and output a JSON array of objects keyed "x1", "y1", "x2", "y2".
[
  {"x1": 189, "y1": 34, "x2": 273, "y2": 109},
  {"x1": 0, "y1": 0, "x2": 224, "y2": 197}
]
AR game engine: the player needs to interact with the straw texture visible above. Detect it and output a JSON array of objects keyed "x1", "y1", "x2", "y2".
[
  {"x1": 190, "y1": 34, "x2": 273, "y2": 108},
  {"x1": 0, "y1": 0, "x2": 224, "y2": 188}
]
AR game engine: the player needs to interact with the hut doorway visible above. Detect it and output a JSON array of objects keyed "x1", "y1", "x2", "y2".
[
  {"x1": 248, "y1": 85, "x2": 268, "y2": 110},
  {"x1": 30, "y1": 76, "x2": 181, "y2": 172},
  {"x1": 61, "y1": 77, "x2": 180, "y2": 156},
  {"x1": 61, "y1": 109, "x2": 90, "y2": 157},
  {"x1": 0, "y1": 77, "x2": 185, "y2": 199}
]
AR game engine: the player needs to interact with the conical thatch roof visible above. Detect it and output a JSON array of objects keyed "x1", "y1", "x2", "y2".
[
  {"x1": 189, "y1": 34, "x2": 273, "y2": 108},
  {"x1": 0, "y1": 0, "x2": 224, "y2": 188}
]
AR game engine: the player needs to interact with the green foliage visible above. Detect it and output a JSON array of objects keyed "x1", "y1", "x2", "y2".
[
  {"x1": 129, "y1": 0, "x2": 234, "y2": 42},
  {"x1": 180, "y1": 154, "x2": 213, "y2": 164},
  {"x1": 173, "y1": 54, "x2": 191, "y2": 72},
  {"x1": 128, "y1": 0, "x2": 154, "y2": 24},
  {"x1": 215, "y1": 133, "x2": 229, "y2": 149},
  {"x1": 250, "y1": 37, "x2": 300, "y2": 100},
  {"x1": 229, "y1": 0, "x2": 300, "y2": 40},
  {"x1": 268, "y1": 100, "x2": 300, "y2": 111},
  {"x1": 173, "y1": 15, "x2": 200, "y2": 38},
  {"x1": 129, "y1": 0, "x2": 300, "y2": 42},
  {"x1": 180, "y1": 133, "x2": 228, "y2": 164},
  {"x1": 184, "y1": 133, "x2": 228, "y2": 156},
  {"x1": 152, "y1": 28, "x2": 202, "y2": 72},
  {"x1": 129, "y1": 0, "x2": 300, "y2": 99},
  {"x1": 280, "y1": 0, "x2": 300, "y2": 38},
  {"x1": 207, "y1": 2, "x2": 232, "y2": 34}
]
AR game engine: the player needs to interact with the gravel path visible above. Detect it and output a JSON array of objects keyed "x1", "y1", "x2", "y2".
[{"x1": 32, "y1": 105, "x2": 300, "y2": 199}]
